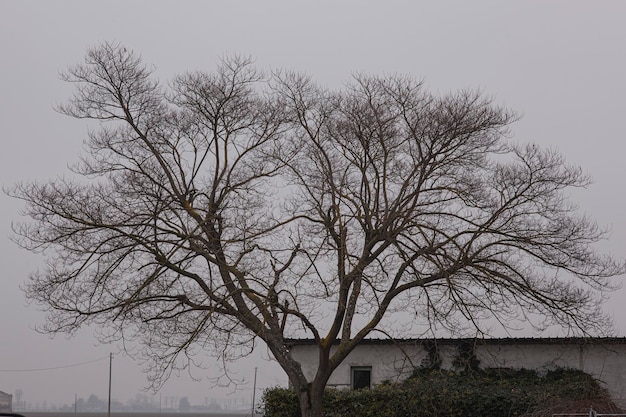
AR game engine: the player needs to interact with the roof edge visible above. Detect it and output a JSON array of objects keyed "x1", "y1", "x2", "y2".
[{"x1": 285, "y1": 337, "x2": 626, "y2": 347}]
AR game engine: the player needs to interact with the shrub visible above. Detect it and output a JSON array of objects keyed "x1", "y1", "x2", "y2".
[{"x1": 262, "y1": 368, "x2": 621, "y2": 417}]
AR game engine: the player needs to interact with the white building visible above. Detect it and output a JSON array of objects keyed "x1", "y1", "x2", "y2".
[{"x1": 287, "y1": 338, "x2": 626, "y2": 406}]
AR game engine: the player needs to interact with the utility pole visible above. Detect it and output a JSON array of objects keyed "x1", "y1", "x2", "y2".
[
  {"x1": 250, "y1": 367, "x2": 257, "y2": 417},
  {"x1": 108, "y1": 353, "x2": 112, "y2": 417}
]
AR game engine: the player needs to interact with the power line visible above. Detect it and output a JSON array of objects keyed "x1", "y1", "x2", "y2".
[{"x1": 0, "y1": 356, "x2": 109, "y2": 372}]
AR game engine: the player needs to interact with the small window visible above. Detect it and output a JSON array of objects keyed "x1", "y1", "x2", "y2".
[{"x1": 351, "y1": 366, "x2": 372, "y2": 390}]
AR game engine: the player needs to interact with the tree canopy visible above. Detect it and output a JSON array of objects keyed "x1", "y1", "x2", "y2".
[{"x1": 9, "y1": 43, "x2": 624, "y2": 417}]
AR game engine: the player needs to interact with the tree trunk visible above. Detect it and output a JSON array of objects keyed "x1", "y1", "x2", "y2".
[{"x1": 296, "y1": 382, "x2": 325, "y2": 417}]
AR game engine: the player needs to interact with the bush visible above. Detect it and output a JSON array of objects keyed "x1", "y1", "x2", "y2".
[{"x1": 262, "y1": 368, "x2": 621, "y2": 417}]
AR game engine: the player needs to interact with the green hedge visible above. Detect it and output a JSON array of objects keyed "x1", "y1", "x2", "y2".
[{"x1": 262, "y1": 368, "x2": 618, "y2": 417}]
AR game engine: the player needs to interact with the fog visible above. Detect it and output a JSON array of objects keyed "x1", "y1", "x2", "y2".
[{"x1": 1, "y1": 0, "x2": 625, "y2": 410}]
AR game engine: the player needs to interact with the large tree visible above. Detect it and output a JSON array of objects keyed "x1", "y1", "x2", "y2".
[{"x1": 9, "y1": 43, "x2": 624, "y2": 417}]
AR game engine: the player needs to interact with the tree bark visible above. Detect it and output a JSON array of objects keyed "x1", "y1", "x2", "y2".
[{"x1": 296, "y1": 381, "x2": 325, "y2": 417}]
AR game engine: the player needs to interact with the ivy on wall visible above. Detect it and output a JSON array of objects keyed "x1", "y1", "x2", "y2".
[{"x1": 262, "y1": 368, "x2": 621, "y2": 417}]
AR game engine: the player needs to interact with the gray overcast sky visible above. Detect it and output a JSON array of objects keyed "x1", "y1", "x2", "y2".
[{"x1": 1, "y1": 0, "x2": 625, "y2": 409}]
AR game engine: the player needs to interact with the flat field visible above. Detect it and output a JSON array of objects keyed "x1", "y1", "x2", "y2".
[{"x1": 18, "y1": 413, "x2": 250, "y2": 417}]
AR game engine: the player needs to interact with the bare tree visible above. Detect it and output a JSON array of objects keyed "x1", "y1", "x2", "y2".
[{"x1": 9, "y1": 43, "x2": 624, "y2": 417}]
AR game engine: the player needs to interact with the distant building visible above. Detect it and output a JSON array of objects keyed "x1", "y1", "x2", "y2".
[{"x1": 0, "y1": 391, "x2": 12, "y2": 412}]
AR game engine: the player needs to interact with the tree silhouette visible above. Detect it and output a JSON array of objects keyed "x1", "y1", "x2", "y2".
[{"x1": 10, "y1": 43, "x2": 624, "y2": 417}]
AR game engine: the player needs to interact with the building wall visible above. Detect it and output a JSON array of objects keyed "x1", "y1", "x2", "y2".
[{"x1": 289, "y1": 340, "x2": 626, "y2": 407}]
